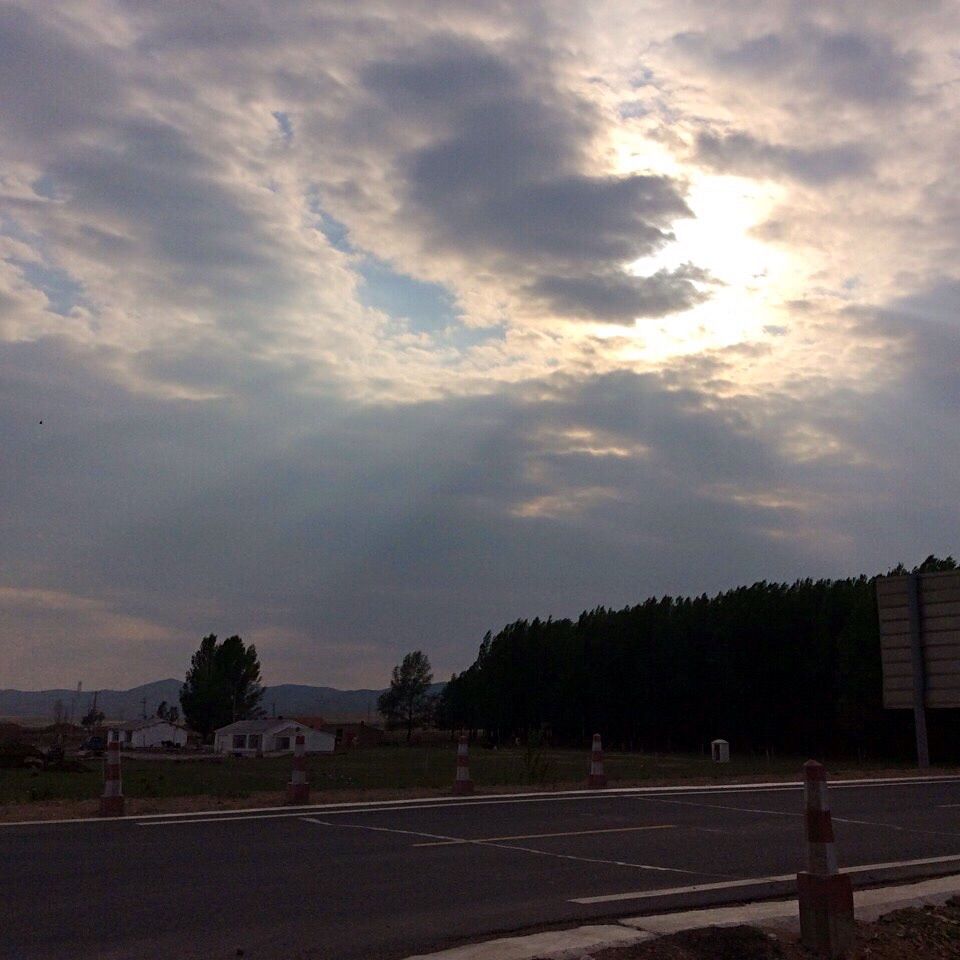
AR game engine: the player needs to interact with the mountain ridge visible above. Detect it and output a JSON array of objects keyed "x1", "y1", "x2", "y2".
[{"x1": 0, "y1": 679, "x2": 440, "y2": 722}]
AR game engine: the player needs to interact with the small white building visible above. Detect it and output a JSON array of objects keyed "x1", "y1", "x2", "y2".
[
  {"x1": 711, "y1": 739, "x2": 730, "y2": 763},
  {"x1": 115, "y1": 718, "x2": 188, "y2": 749},
  {"x1": 213, "y1": 719, "x2": 335, "y2": 756}
]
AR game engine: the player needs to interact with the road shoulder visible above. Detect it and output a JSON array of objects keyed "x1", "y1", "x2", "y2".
[{"x1": 403, "y1": 873, "x2": 960, "y2": 960}]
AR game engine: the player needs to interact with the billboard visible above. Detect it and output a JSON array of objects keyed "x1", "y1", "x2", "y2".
[{"x1": 876, "y1": 570, "x2": 960, "y2": 710}]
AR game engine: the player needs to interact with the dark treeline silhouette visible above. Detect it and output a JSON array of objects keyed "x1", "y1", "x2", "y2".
[{"x1": 437, "y1": 556, "x2": 960, "y2": 761}]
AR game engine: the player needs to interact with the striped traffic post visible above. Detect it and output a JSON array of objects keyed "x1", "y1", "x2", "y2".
[
  {"x1": 99, "y1": 729, "x2": 125, "y2": 817},
  {"x1": 453, "y1": 735, "x2": 473, "y2": 795},
  {"x1": 587, "y1": 733, "x2": 607, "y2": 788},
  {"x1": 797, "y1": 760, "x2": 855, "y2": 957},
  {"x1": 286, "y1": 733, "x2": 310, "y2": 804}
]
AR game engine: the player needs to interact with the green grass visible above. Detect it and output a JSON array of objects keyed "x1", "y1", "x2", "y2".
[{"x1": 0, "y1": 745, "x2": 922, "y2": 806}]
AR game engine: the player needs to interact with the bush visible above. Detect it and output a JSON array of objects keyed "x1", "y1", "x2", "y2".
[{"x1": 0, "y1": 738, "x2": 43, "y2": 770}]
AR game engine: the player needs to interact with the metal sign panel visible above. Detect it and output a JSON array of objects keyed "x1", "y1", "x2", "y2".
[{"x1": 876, "y1": 571, "x2": 960, "y2": 710}]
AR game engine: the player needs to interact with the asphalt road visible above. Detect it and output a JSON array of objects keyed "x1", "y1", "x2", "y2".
[{"x1": 4, "y1": 776, "x2": 960, "y2": 960}]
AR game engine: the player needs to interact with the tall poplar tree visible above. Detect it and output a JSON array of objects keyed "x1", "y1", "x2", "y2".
[{"x1": 180, "y1": 634, "x2": 265, "y2": 740}]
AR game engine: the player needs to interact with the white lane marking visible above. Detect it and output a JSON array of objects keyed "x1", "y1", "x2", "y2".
[
  {"x1": 572, "y1": 874, "x2": 797, "y2": 904},
  {"x1": 135, "y1": 796, "x2": 661, "y2": 827},
  {"x1": 412, "y1": 824, "x2": 676, "y2": 846},
  {"x1": 0, "y1": 814, "x2": 130, "y2": 827},
  {"x1": 833, "y1": 816, "x2": 960, "y2": 839},
  {"x1": 640, "y1": 797, "x2": 960, "y2": 841},
  {"x1": 302, "y1": 817, "x2": 729, "y2": 879},
  {"x1": 131, "y1": 775, "x2": 960, "y2": 826},
  {"x1": 635, "y1": 796, "x2": 801, "y2": 818},
  {"x1": 4, "y1": 773, "x2": 959, "y2": 828},
  {"x1": 302, "y1": 817, "x2": 461, "y2": 843},
  {"x1": 571, "y1": 851, "x2": 960, "y2": 904},
  {"x1": 135, "y1": 793, "x2": 798, "y2": 827},
  {"x1": 138, "y1": 812, "x2": 314, "y2": 826}
]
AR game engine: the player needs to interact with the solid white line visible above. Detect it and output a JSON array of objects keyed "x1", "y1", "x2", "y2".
[
  {"x1": 0, "y1": 814, "x2": 130, "y2": 828},
  {"x1": 138, "y1": 812, "x2": 313, "y2": 826},
  {"x1": 570, "y1": 852, "x2": 960, "y2": 904},
  {"x1": 3, "y1": 773, "x2": 959, "y2": 828},
  {"x1": 572, "y1": 874, "x2": 798, "y2": 904},
  {"x1": 136, "y1": 796, "x2": 658, "y2": 826},
  {"x1": 412, "y1": 825, "x2": 676, "y2": 847}
]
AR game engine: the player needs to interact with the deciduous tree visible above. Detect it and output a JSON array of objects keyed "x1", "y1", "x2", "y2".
[{"x1": 378, "y1": 651, "x2": 434, "y2": 741}]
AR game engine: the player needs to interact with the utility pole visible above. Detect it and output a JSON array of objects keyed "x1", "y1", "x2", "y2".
[
  {"x1": 141, "y1": 697, "x2": 147, "y2": 720},
  {"x1": 70, "y1": 681, "x2": 82, "y2": 724}
]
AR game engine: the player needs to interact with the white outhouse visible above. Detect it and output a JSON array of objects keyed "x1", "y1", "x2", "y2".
[{"x1": 711, "y1": 739, "x2": 730, "y2": 763}]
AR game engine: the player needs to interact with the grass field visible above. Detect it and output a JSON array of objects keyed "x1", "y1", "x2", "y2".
[{"x1": 0, "y1": 744, "x2": 924, "y2": 808}]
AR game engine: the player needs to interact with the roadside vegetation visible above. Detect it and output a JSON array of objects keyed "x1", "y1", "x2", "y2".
[{"x1": 0, "y1": 743, "x2": 927, "y2": 812}]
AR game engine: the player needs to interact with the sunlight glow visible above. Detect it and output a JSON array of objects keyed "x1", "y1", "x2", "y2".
[
  {"x1": 626, "y1": 173, "x2": 801, "y2": 359},
  {"x1": 601, "y1": 140, "x2": 813, "y2": 365}
]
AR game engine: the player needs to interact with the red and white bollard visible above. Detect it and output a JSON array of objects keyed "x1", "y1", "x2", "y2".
[
  {"x1": 587, "y1": 733, "x2": 607, "y2": 788},
  {"x1": 797, "y1": 760, "x2": 855, "y2": 957},
  {"x1": 453, "y1": 735, "x2": 473, "y2": 795},
  {"x1": 286, "y1": 733, "x2": 310, "y2": 804},
  {"x1": 99, "y1": 729, "x2": 125, "y2": 817}
]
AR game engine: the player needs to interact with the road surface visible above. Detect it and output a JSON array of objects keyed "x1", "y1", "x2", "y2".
[{"x1": 4, "y1": 776, "x2": 960, "y2": 960}]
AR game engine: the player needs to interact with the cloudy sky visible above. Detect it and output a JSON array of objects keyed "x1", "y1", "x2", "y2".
[{"x1": 3, "y1": 1, "x2": 960, "y2": 691}]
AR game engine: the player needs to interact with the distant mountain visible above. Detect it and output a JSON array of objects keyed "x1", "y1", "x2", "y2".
[{"x1": 0, "y1": 679, "x2": 443, "y2": 723}]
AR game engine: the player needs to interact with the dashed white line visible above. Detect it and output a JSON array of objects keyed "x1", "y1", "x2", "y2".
[
  {"x1": 302, "y1": 817, "x2": 728, "y2": 879},
  {"x1": 412, "y1": 825, "x2": 676, "y2": 847}
]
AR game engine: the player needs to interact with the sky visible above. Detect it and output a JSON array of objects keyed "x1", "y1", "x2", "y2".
[{"x1": 3, "y1": 1, "x2": 960, "y2": 691}]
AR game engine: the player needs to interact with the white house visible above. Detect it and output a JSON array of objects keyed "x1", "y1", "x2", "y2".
[
  {"x1": 115, "y1": 718, "x2": 188, "y2": 749},
  {"x1": 213, "y1": 719, "x2": 335, "y2": 756}
]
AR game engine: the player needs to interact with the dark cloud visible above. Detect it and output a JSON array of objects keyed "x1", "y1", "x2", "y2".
[
  {"x1": 363, "y1": 43, "x2": 519, "y2": 116},
  {"x1": 364, "y1": 37, "x2": 696, "y2": 315},
  {"x1": 694, "y1": 131, "x2": 871, "y2": 185},
  {"x1": 531, "y1": 265, "x2": 710, "y2": 322},
  {"x1": 675, "y1": 24, "x2": 917, "y2": 104},
  {"x1": 853, "y1": 280, "x2": 960, "y2": 413},
  {"x1": 0, "y1": 5, "x2": 120, "y2": 145}
]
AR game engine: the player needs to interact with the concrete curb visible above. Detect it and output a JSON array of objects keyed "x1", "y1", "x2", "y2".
[
  {"x1": 403, "y1": 873, "x2": 960, "y2": 960},
  {"x1": 402, "y1": 926, "x2": 653, "y2": 960}
]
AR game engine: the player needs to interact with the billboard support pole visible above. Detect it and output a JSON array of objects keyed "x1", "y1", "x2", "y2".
[{"x1": 906, "y1": 573, "x2": 930, "y2": 768}]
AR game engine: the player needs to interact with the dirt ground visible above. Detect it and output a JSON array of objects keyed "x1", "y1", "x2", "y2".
[{"x1": 587, "y1": 897, "x2": 960, "y2": 959}]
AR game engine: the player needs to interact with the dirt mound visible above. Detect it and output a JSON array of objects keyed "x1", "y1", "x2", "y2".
[
  {"x1": 589, "y1": 897, "x2": 960, "y2": 960},
  {"x1": 644, "y1": 925, "x2": 782, "y2": 959},
  {"x1": 858, "y1": 897, "x2": 960, "y2": 959}
]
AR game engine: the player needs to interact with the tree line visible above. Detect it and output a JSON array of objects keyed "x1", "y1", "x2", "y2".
[{"x1": 436, "y1": 557, "x2": 960, "y2": 760}]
